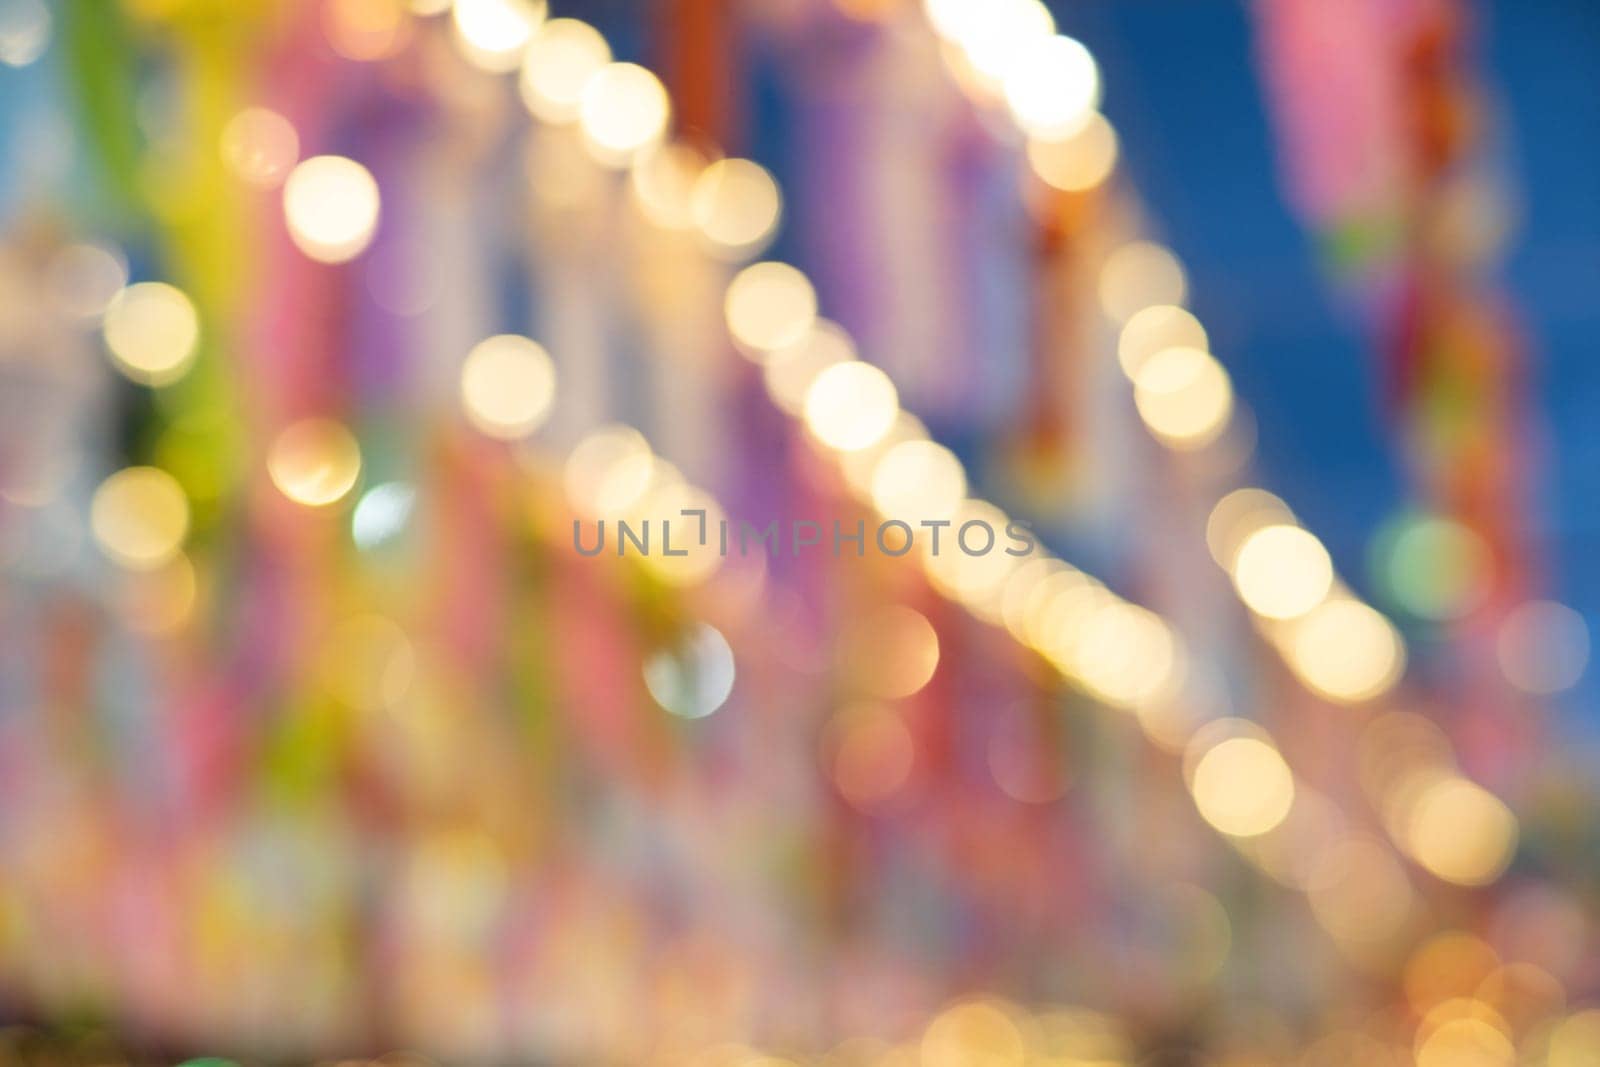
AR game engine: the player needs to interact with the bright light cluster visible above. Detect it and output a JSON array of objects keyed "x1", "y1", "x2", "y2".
[
  {"x1": 435, "y1": 0, "x2": 1522, "y2": 927},
  {"x1": 719, "y1": 260, "x2": 1195, "y2": 718},
  {"x1": 425, "y1": 5, "x2": 788, "y2": 258},
  {"x1": 1207, "y1": 490, "x2": 1405, "y2": 703},
  {"x1": 562, "y1": 425, "x2": 725, "y2": 588}
]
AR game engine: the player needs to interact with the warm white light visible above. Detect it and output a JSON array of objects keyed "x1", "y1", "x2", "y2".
[
  {"x1": 1074, "y1": 602, "x2": 1180, "y2": 708},
  {"x1": 923, "y1": 0, "x2": 978, "y2": 42},
  {"x1": 1099, "y1": 241, "x2": 1186, "y2": 322},
  {"x1": 102, "y1": 282, "x2": 200, "y2": 386},
  {"x1": 1404, "y1": 775, "x2": 1518, "y2": 887},
  {"x1": 1190, "y1": 737, "x2": 1294, "y2": 838},
  {"x1": 803, "y1": 361, "x2": 900, "y2": 453},
  {"x1": 1133, "y1": 346, "x2": 1233, "y2": 450},
  {"x1": 1027, "y1": 113, "x2": 1117, "y2": 195},
  {"x1": 283, "y1": 155, "x2": 381, "y2": 263},
  {"x1": 459, "y1": 335, "x2": 556, "y2": 439},
  {"x1": 724, "y1": 262, "x2": 817, "y2": 355},
  {"x1": 630, "y1": 143, "x2": 708, "y2": 231},
  {"x1": 637, "y1": 483, "x2": 725, "y2": 586},
  {"x1": 1118, "y1": 304, "x2": 1207, "y2": 381},
  {"x1": 268, "y1": 418, "x2": 362, "y2": 507},
  {"x1": 1205, "y1": 487, "x2": 1294, "y2": 568},
  {"x1": 690, "y1": 158, "x2": 782, "y2": 260},
  {"x1": 923, "y1": 500, "x2": 1017, "y2": 616},
  {"x1": 220, "y1": 107, "x2": 300, "y2": 189},
  {"x1": 578, "y1": 62, "x2": 670, "y2": 165},
  {"x1": 1288, "y1": 598, "x2": 1405, "y2": 703},
  {"x1": 1003, "y1": 34, "x2": 1100, "y2": 140},
  {"x1": 518, "y1": 18, "x2": 610, "y2": 124},
  {"x1": 323, "y1": 0, "x2": 410, "y2": 62},
  {"x1": 452, "y1": 0, "x2": 546, "y2": 72},
  {"x1": 1231, "y1": 524, "x2": 1332, "y2": 621},
  {"x1": 869, "y1": 440, "x2": 966, "y2": 523},
  {"x1": 91, "y1": 467, "x2": 189, "y2": 570},
  {"x1": 763, "y1": 319, "x2": 854, "y2": 413},
  {"x1": 564, "y1": 426, "x2": 657, "y2": 517},
  {"x1": 958, "y1": 0, "x2": 1054, "y2": 83}
]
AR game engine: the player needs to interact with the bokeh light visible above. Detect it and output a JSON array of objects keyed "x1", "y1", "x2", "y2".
[
  {"x1": 1118, "y1": 304, "x2": 1207, "y2": 381},
  {"x1": 452, "y1": 0, "x2": 546, "y2": 72},
  {"x1": 636, "y1": 482, "x2": 725, "y2": 586},
  {"x1": 630, "y1": 143, "x2": 709, "y2": 231},
  {"x1": 869, "y1": 440, "x2": 966, "y2": 524},
  {"x1": 763, "y1": 318, "x2": 854, "y2": 413},
  {"x1": 578, "y1": 62, "x2": 671, "y2": 165},
  {"x1": 118, "y1": 553, "x2": 199, "y2": 634},
  {"x1": 1548, "y1": 1011, "x2": 1600, "y2": 1067},
  {"x1": 690, "y1": 158, "x2": 782, "y2": 260},
  {"x1": 1306, "y1": 834, "x2": 1415, "y2": 948},
  {"x1": 1189, "y1": 735, "x2": 1295, "y2": 838},
  {"x1": 1404, "y1": 774, "x2": 1518, "y2": 887},
  {"x1": 1375, "y1": 512, "x2": 1492, "y2": 621},
  {"x1": 0, "y1": 0, "x2": 49, "y2": 68},
  {"x1": 47, "y1": 241, "x2": 128, "y2": 319},
  {"x1": 322, "y1": 613, "x2": 416, "y2": 712},
  {"x1": 1002, "y1": 34, "x2": 1100, "y2": 140},
  {"x1": 564, "y1": 425, "x2": 658, "y2": 518},
  {"x1": 1413, "y1": 1015, "x2": 1514, "y2": 1067},
  {"x1": 1205, "y1": 487, "x2": 1294, "y2": 568},
  {"x1": 90, "y1": 466, "x2": 190, "y2": 571},
  {"x1": 102, "y1": 281, "x2": 200, "y2": 387},
  {"x1": 954, "y1": 0, "x2": 1054, "y2": 84},
  {"x1": 221, "y1": 107, "x2": 300, "y2": 189},
  {"x1": 825, "y1": 702, "x2": 915, "y2": 812},
  {"x1": 1098, "y1": 241, "x2": 1187, "y2": 322},
  {"x1": 283, "y1": 155, "x2": 381, "y2": 263},
  {"x1": 1073, "y1": 601, "x2": 1181, "y2": 708},
  {"x1": 1026, "y1": 113, "x2": 1117, "y2": 194},
  {"x1": 1132, "y1": 345, "x2": 1233, "y2": 450},
  {"x1": 923, "y1": 500, "x2": 1022, "y2": 617},
  {"x1": 519, "y1": 18, "x2": 611, "y2": 124},
  {"x1": 459, "y1": 334, "x2": 556, "y2": 440},
  {"x1": 1288, "y1": 598, "x2": 1405, "y2": 703},
  {"x1": 268, "y1": 418, "x2": 363, "y2": 507},
  {"x1": 837, "y1": 605, "x2": 940, "y2": 699},
  {"x1": 921, "y1": 999, "x2": 1026, "y2": 1067},
  {"x1": 322, "y1": 0, "x2": 410, "y2": 62},
  {"x1": 1230, "y1": 524, "x2": 1332, "y2": 621},
  {"x1": 725, "y1": 261, "x2": 817, "y2": 355},
  {"x1": 1496, "y1": 599, "x2": 1589, "y2": 695},
  {"x1": 802, "y1": 360, "x2": 899, "y2": 453},
  {"x1": 643, "y1": 624, "x2": 736, "y2": 719},
  {"x1": 352, "y1": 481, "x2": 416, "y2": 550}
]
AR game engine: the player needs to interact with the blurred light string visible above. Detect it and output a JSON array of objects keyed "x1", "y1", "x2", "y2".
[
  {"x1": 914, "y1": 0, "x2": 1412, "y2": 709},
  {"x1": 75, "y1": 0, "x2": 1512, "y2": 908},
  {"x1": 897, "y1": 0, "x2": 1531, "y2": 874},
  {"x1": 409, "y1": 0, "x2": 1429, "y2": 903}
]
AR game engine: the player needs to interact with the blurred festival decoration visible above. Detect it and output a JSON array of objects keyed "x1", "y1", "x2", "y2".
[{"x1": 0, "y1": 0, "x2": 1597, "y2": 1064}]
